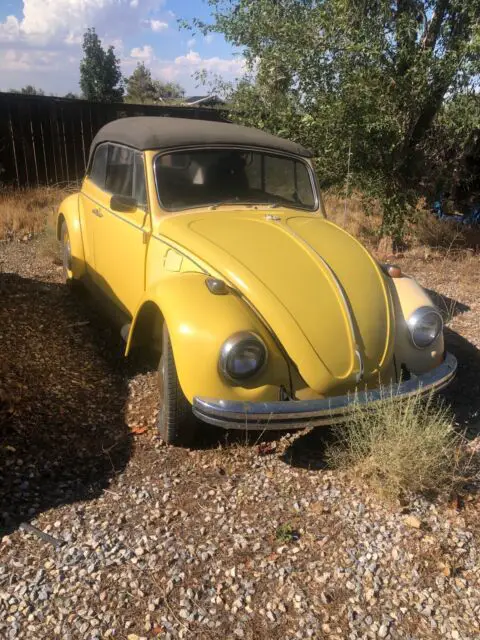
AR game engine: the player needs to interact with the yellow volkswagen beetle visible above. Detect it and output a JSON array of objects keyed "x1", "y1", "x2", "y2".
[{"x1": 57, "y1": 117, "x2": 457, "y2": 445}]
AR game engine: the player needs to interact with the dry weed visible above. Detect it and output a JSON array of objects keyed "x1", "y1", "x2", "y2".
[
  {"x1": 326, "y1": 390, "x2": 473, "y2": 501},
  {"x1": 323, "y1": 190, "x2": 381, "y2": 246},
  {"x1": 0, "y1": 186, "x2": 70, "y2": 241},
  {"x1": 411, "y1": 207, "x2": 480, "y2": 254}
]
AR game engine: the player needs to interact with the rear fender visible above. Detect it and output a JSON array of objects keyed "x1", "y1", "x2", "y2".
[
  {"x1": 126, "y1": 272, "x2": 290, "y2": 404},
  {"x1": 57, "y1": 193, "x2": 86, "y2": 279}
]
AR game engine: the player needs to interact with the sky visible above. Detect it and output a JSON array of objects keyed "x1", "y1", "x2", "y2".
[{"x1": 0, "y1": 0, "x2": 245, "y2": 96}]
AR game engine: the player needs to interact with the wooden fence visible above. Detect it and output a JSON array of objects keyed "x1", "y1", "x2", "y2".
[{"x1": 0, "y1": 93, "x2": 229, "y2": 188}]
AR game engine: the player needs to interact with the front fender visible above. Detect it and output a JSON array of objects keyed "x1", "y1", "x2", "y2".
[
  {"x1": 127, "y1": 272, "x2": 290, "y2": 404},
  {"x1": 57, "y1": 193, "x2": 86, "y2": 279},
  {"x1": 390, "y1": 276, "x2": 444, "y2": 374}
]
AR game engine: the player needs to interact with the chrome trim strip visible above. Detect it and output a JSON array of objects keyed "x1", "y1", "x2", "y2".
[
  {"x1": 83, "y1": 193, "x2": 146, "y2": 232},
  {"x1": 192, "y1": 352, "x2": 457, "y2": 430}
]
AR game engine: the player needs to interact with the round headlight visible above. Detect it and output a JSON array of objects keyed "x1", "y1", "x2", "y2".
[
  {"x1": 219, "y1": 332, "x2": 267, "y2": 382},
  {"x1": 407, "y1": 306, "x2": 443, "y2": 348}
]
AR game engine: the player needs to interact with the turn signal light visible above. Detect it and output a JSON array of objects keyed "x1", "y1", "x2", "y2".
[
  {"x1": 205, "y1": 277, "x2": 229, "y2": 295},
  {"x1": 381, "y1": 263, "x2": 402, "y2": 278}
]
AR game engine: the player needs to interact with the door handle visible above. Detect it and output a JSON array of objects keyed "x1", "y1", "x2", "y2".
[{"x1": 92, "y1": 208, "x2": 103, "y2": 218}]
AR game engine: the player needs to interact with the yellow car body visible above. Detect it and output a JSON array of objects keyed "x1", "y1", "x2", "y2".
[{"x1": 57, "y1": 117, "x2": 456, "y2": 439}]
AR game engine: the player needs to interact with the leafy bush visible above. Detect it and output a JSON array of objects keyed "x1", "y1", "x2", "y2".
[{"x1": 326, "y1": 390, "x2": 468, "y2": 500}]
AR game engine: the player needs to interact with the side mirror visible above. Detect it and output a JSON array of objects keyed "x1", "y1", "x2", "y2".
[{"x1": 110, "y1": 194, "x2": 138, "y2": 213}]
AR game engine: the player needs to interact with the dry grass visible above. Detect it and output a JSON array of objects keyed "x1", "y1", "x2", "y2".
[
  {"x1": 324, "y1": 191, "x2": 480, "y2": 257},
  {"x1": 412, "y1": 206, "x2": 480, "y2": 254},
  {"x1": 326, "y1": 390, "x2": 473, "y2": 501},
  {"x1": 0, "y1": 186, "x2": 70, "y2": 241},
  {"x1": 323, "y1": 191, "x2": 381, "y2": 245}
]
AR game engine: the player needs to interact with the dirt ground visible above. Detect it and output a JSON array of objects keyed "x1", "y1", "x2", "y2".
[{"x1": 1, "y1": 237, "x2": 479, "y2": 640}]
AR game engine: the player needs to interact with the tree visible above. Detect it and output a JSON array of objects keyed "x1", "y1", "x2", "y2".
[
  {"x1": 125, "y1": 63, "x2": 186, "y2": 104},
  {"x1": 10, "y1": 85, "x2": 45, "y2": 95},
  {"x1": 80, "y1": 27, "x2": 123, "y2": 103},
  {"x1": 125, "y1": 62, "x2": 158, "y2": 103},
  {"x1": 157, "y1": 81, "x2": 185, "y2": 102},
  {"x1": 190, "y1": 1, "x2": 480, "y2": 242}
]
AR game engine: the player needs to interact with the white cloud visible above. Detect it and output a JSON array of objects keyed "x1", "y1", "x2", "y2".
[
  {"x1": 0, "y1": 0, "x2": 166, "y2": 45},
  {"x1": 204, "y1": 34, "x2": 214, "y2": 45},
  {"x1": 0, "y1": 15, "x2": 21, "y2": 43},
  {"x1": 130, "y1": 45, "x2": 154, "y2": 60},
  {"x1": 172, "y1": 50, "x2": 245, "y2": 76},
  {"x1": 0, "y1": 47, "x2": 66, "y2": 72},
  {"x1": 149, "y1": 20, "x2": 168, "y2": 32},
  {"x1": 0, "y1": 1, "x2": 244, "y2": 95}
]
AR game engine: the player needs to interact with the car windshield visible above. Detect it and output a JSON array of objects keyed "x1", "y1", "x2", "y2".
[{"x1": 154, "y1": 148, "x2": 316, "y2": 211}]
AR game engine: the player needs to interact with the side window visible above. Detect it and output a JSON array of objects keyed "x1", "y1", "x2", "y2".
[
  {"x1": 89, "y1": 144, "x2": 108, "y2": 189},
  {"x1": 105, "y1": 145, "x2": 134, "y2": 197},
  {"x1": 133, "y1": 153, "x2": 147, "y2": 206}
]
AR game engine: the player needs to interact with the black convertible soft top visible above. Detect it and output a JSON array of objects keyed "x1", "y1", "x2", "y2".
[{"x1": 89, "y1": 116, "x2": 312, "y2": 160}]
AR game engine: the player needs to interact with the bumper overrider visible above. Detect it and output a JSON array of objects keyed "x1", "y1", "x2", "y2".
[{"x1": 193, "y1": 352, "x2": 458, "y2": 430}]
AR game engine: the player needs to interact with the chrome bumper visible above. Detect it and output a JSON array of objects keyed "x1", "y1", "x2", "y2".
[{"x1": 192, "y1": 352, "x2": 457, "y2": 430}]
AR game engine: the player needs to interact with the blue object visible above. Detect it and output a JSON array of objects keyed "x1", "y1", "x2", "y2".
[{"x1": 432, "y1": 197, "x2": 480, "y2": 226}]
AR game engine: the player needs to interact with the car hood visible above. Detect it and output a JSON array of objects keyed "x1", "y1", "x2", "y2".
[{"x1": 159, "y1": 210, "x2": 394, "y2": 393}]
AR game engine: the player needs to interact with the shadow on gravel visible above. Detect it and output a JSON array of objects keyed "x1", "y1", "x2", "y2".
[
  {"x1": 443, "y1": 327, "x2": 480, "y2": 435},
  {"x1": 0, "y1": 273, "x2": 132, "y2": 537},
  {"x1": 425, "y1": 289, "x2": 470, "y2": 320}
]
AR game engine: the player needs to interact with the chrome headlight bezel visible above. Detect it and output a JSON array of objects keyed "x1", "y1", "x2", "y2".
[
  {"x1": 219, "y1": 331, "x2": 268, "y2": 383},
  {"x1": 407, "y1": 306, "x2": 443, "y2": 349}
]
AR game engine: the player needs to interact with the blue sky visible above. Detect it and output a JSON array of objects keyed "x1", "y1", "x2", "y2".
[{"x1": 0, "y1": 0, "x2": 244, "y2": 96}]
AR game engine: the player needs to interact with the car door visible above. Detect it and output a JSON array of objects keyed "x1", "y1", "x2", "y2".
[
  {"x1": 90, "y1": 143, "x2": 150, "y2": 317},
  {"x1": 80, "y1": 142, "x2": 109, "y2": 274}
]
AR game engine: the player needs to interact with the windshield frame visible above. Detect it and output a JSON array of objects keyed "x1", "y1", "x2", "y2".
[{"x1": 153, "y1": 145, "x2": 320, "y2": 213}]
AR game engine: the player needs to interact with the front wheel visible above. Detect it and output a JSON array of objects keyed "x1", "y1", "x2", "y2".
[
  {"x1": 157, "y1": 323, "x2": 197, "y2": 446},
  {"x1": 60, "y1": 221, "x2": 80, "y2": 290}
]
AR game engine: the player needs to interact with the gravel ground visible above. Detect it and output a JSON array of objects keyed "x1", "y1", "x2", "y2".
[{"x1": 1, "y1": 238, "x2": 479, "y2": 640}]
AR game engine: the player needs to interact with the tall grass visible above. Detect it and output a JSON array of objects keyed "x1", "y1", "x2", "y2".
[
  {"x1": 323, "y1": 191, "x2": 381, "y2": 245},
  {"x1": 0, "y1": 186, "x2": 69, "y2": 241},
  {"x1": 326, "y1": 390, "x2": 470, "y2": 500}
]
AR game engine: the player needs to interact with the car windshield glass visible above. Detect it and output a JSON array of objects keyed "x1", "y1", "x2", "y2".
[{"x1": 155, "y1": 148, "x2": 316, "y2": 211}]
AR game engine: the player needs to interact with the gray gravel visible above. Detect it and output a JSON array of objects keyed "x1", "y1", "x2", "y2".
[{"x1": 1, "y1": 238, "x2": 480, "y2": 639}]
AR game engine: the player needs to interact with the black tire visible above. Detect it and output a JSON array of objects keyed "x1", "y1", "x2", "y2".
[
  {"x1": 61, "y1": 221, "x2": 81, "y2": 291},
  {"x1": 157, "y1": 323, "x2": 197, "y2": 446}
]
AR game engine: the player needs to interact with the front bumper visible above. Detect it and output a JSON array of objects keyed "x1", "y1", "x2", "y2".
[{"x1": 192, "y1": 352, "x2": 457, "y2": 430}]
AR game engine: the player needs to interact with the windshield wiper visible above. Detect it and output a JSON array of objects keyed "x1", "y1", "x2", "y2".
[{"x1": 208, "y1": 200, "x2": 283, "y2": 210}]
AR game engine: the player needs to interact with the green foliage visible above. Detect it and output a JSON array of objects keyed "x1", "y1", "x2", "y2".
[
  {"x1": 424, "y1": 93, "x2": 480, "y2": 206},
  {"x1": 80, "y1": 28, "x2": 124, "y2": 103},
  {"x1": 275, "y1": 523, "x2": 298, "y2": 543},
  {"x1": 125, "y1": 63, "x2": 158, "y2": 104},
  {"x1": 125, "y1": 63, "x2": 185, "y2": 104},
  {"x1": 190, "y1": 1, "x2": 480, "y2": 242},
  {"x1": 157, "y1": 81, "x2": 185, "y2": 103}
]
